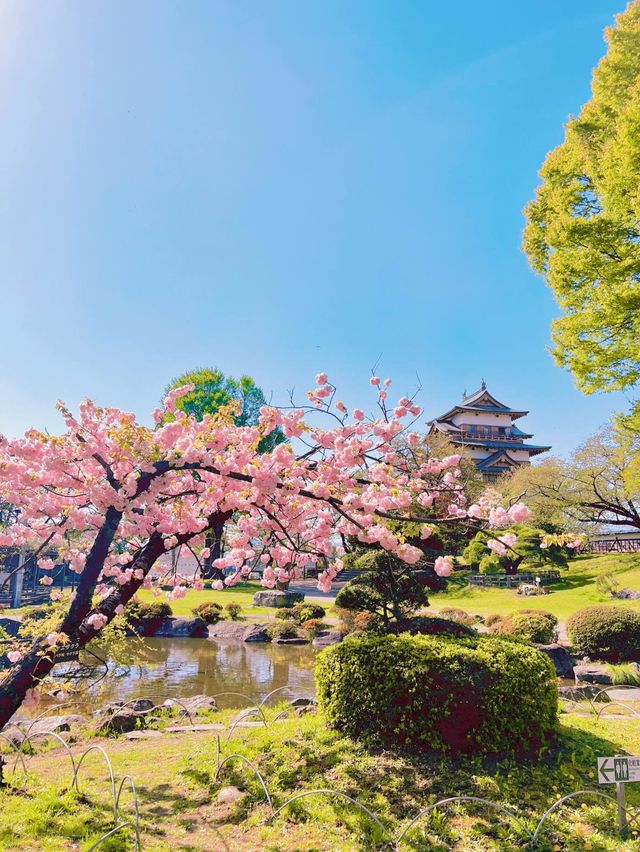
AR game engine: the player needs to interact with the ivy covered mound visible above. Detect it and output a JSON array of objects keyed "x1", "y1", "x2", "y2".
[{"x1": 316, "y1": 634, "x2": 558, "y2": 758}]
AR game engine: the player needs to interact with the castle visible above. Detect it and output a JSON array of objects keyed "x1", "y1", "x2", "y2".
[{"x1": 428, "y1": 383, "x2": 550, "y2": 482}]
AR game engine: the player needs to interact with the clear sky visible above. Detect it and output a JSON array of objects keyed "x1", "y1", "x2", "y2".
[{"x1": 0, "y1": 1, "x2": 631, "y2": 455}]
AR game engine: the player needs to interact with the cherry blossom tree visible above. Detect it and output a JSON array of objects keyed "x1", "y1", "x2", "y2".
[{"x1": 0, "y1": 374, "x2": 525, "y2": 729}]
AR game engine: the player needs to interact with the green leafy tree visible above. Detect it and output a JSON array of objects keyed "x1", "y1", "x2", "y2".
[
  {"x1": 523, "y1": 3, "x2": 640, "y2": 397},
  {"x1": 463, "y1": 525, "x2": 570, "y2": 576},
  {"x1": 335, "y1": 549, "x2": 429, "y2": 628},
  {"x1": 163, "y1": 367, "x2": 284, "y2": 578}
]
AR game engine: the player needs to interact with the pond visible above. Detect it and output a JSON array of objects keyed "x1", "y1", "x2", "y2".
[{"x1": 29, "y1": 638, "x2": 318, "y2": 717}]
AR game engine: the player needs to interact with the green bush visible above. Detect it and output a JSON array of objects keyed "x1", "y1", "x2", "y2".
[
  {"x1": 300, "y1": 618, "x2": 327, "y2": 637},
  {"x1": 567, "y1": 606, "x2": 640, "y2": 661},
  {"x1": 275, "y1": 607, "x2": 296, "y2": 621},
  {"x1": 225, "y1": 602, "x2": 243, "y2": 620},
  {"x1": 438, "y1": 607, "x2": 477, "y2": 626},
  {"x1": 294, "y1": 603, "x2": 326, "y2": 622},
  {"x1": 595, "y1": 572, "x2": 619, "y2": 598},
  {"x1": 127, "y1": 599, "x2": 173, "y2": 623},
  {"x1": 315, "y1": 634, "x2": 558, "y2": 757},
  {"x1": 192, "y1": 601, "x2": 224, "y2": 624},
  {"x1": 387, "y1": 616, "x2": 475, "y2": 639},
  {"x1": 266, "y1": 620, "x2": 299, "y2": 640},
  {"x1": 490, "y1": 610, "x2": 558, "y2": 644}
]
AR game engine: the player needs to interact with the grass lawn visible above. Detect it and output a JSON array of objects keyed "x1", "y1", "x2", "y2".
[
  {"x1": 429, "y1": 552, "x2": 640, "y2": 622},
  {"x1": 136, "y1": 582, "x2": 334, "y2": 621},
  {"x1": 3, "y1": 708, "x2": 640, "y2": 850}
]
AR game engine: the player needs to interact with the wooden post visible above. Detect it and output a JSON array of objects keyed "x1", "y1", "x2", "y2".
[
  {"x1": 10, "y1": 547, "x2": 26, "y2": 609},
  {"x1": 616, "y1": 782, "x2": 628, "y2": 835}
]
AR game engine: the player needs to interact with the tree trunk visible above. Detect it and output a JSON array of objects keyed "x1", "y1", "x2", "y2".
[
  {"x1": 0, "y1": 513, "x2": 227, "y2": 731},
  {"x1": 201, "y1": 515, "x2": 228, "y2": 580}
]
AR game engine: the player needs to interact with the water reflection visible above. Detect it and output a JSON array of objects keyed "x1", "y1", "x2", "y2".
[{"x1": 82, "y1": 638, "x2": 317, "y2": 710}]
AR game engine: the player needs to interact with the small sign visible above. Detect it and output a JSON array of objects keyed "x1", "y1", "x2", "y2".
[
  {"x1": 598, "y1": 756, "x2": 640, "y2": 784},
  {"x1": 53, "y1": 641, "x2": 81, "y2": 664}
]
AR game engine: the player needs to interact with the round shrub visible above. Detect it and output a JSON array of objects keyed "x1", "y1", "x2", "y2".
[
  {"x1": 127, "y1": 599, "x2": 173, "y2": 624},
  {"x1": 294, "y1": 603, "x2": 326, "y2": 622},
  {"x1": 387, "y1": 616, "x2": 475, "y2": 639},
  {"x1": 300, "y1": 618, "x2": 327, "y2": 637},
  {"x1": 490, "y1": 610, "x2": 558, "y2": 644},
  {"x1": 224, "y1": 602, "x2": 243, "y2": 620},
  {"x1": 484, "y1": 613, "x2": 503, "y2": 628},
  {"x1": 316, "y1": 634, "x2": 557, "y2": 757},
  {"x1": 266, "y1": 620, "x2": 299, "y2": 640},
  {"x1": 192, "y1": 601, "x2": 223, "y2": 624},
  {"x1": 275, "y1": 607, "x2": 296, "y2": 621},
  {"x1": 567, "y1": 606, "x2": 640, "y2": 661}
]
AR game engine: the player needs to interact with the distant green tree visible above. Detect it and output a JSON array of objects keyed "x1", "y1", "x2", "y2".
[
  {"x1": 463, "y1": 525, "x2": 570, "y2": 576},
  {"x1": 163, "y1": 367, "x2": 284, "y2": 578},
  {"x1": 523, "y1": 3, "x2": 640, "y2": 397}
]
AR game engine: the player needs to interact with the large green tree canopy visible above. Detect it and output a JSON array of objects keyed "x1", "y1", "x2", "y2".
[
  {"x1": 164, "y1": 367, "x2": 284, "y2": 452},
  {"x1": 523, "y1": 2, "x2": 640, "y2": 396}
]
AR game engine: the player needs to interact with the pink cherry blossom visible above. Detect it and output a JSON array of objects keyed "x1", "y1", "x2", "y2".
[
  {"x1": 7, "y1": 650, "x2": 22, "y2": 664},
  {"x1": 370, "y1": 376, "x2": 380, "y2": 386},
  {"x1": 315, "y1": 372, "x2": 328, "y2": 385},
  {"x1": 508, "y1": 502, "x2": 532, "y2": 523},
  {"x1": 434, "y1": 556, "x2": 454, "y2": 577}
]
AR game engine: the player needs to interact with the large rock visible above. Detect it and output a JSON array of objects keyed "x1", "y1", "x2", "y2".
[
  {"x1": 252, "y1": 590, "x2": 304, "y2": 608},
  {"x1": 535, "y1": 643, "x2": 575, "y2": 678},
  {"x1": 208, "y1": 621, "x2": 246, "y2": 641},
  {"x1": 163, "y1": 695, "x2": 217, "y2": 714},
  {"x1": 574, "y1": 663, "x2": 616, "y2": 685},
  {"x1": 25, "y1": 714, "x2": 86, "y2": 737},
  {"x1": 99, "y1": 708, "x2": 140, "y2": 735},
  {"x1": 242, "y1": 623, "x2": 270, "y2": 643},
  {"x1": 152, "y1": 617, "x2": 208, "y2": 638},
  {"x1": 558, "y1": 684, "x2": 610, "y2": 703},
  {"x1": 312, "y1": 630, "x2": 343, "y2": 649},
  {"x1": 1, "y1": 726, "x2": 25, "y2": 747},
  {"x1": 272, "y1": 636, "x2": 309, "y2": 645},
  {"x1": 615, "y1": 588, "x2": 640, "y2": 600},
  {"x1": 0, "y1": 617, "x2": 22, "y2": 638}
]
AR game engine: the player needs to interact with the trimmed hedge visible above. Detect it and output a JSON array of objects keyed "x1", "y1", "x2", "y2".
[
  {"x1": 567, "y1": 606, "x2": 640, "y2": 662},
  {"x1": 490, "y1": 610, "x2": 558, "y2": 644},
  {"x1": 315, "y1": 634, "x2": 558, "y2": 757},
  {"x1": 387, "y1": 616, "x2": 475, "y2": 639},
  {"x1": 127, "y1": 600, "x2": 173, "y2": 624}
]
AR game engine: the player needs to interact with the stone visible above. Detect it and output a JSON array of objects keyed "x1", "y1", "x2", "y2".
[
  {"x1": 295, "y1": 705, "x2": 317, "y2": 716},
  {"x1": 217, "y1": 786, "x2": 244, "y2": 804},
  {"x1": 0, "y1": 617, "x2": 22, "y2": 638},
  {"x1": 252, "y1": 590, "x2": 305, "y2": 608},
  {"x1": 163, "y1": 695, "x2": 217, "y2": 714},
  {"x1": 272, "y1": 637, "x2": 309, "y2": 645},
  {"x1": 1, "y1": 726, "x2": 25, "y2": 747},
  {"x1": 127, "y1": 698, "x2": 156, "y2": 713},
  {"x1": 312, "y1": 630, "x2": 343, "y2": 649},
  {"x1": 25, "y1": 715, "x2": 86, "y2": 737},
  {"x1": 558, "y1": 684, "x2": 610, "y2": 703},
  {"x1": 208, "y1": 622, "x2": 246, "y2": 641},
  {"x1": 288, "y1": 698, "x2": 317, "y2": 708},
  {"x1": 99, "y1": 708, "x2": 140, "y2": 734},
  {"x1": 126, "y1": 730, "x2": 163, "y2": 740},
  {"x1": 615, "y1": 589, "x2": 640, "y2": 600},
  {"x1": 534, "y1": 644, "x2": 575, "y2": 678},
  {"x1": 242, "y1": 623, "x2": 271, "y2": 643},
  {"x1": 164, "y1": 723, "x2": 226, "y2": 733},
  {"x1": 152, "y1": 617, "x2": 208, "y2": 638},
  {"x1": 574, "y1": 664, "x2": 615, "y2": 685}
]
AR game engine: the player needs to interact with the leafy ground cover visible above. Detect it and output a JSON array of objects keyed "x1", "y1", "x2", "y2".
[
  {"x1": 2, "y1": 708, "x2": 640, "y2": 850},
  {"x1": 429, "y1": 553, "x2": 640, "y2": 621}
]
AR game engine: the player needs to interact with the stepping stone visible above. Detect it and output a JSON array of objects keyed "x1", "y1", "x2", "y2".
[
  {"x1": 125, "y1": 730, "x2": 164, "y2": 740},
  {"x1": 164, "y1": 723, "x2": 226, "y2": 733}
]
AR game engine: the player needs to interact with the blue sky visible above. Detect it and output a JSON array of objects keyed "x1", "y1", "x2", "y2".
[{"x1": 0, "y1": 1, "x2": 630, "y2": 455}]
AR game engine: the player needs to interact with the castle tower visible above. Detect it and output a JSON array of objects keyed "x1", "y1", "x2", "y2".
[{"x1": 428, "y1": 383, "x2": 550, "y2": 482}]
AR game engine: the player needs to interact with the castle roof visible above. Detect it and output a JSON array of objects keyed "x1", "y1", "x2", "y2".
[{"x1": 431, "y1": 385, "x2": 528, "y2": 423}]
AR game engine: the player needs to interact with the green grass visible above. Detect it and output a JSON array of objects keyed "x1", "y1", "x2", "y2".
[
  {"x1": 3, "y1": 709, "x2": 640, "y2": 850},
  {"x1": 429, "y1": 553, "x2": 640, "y2": 622}
]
